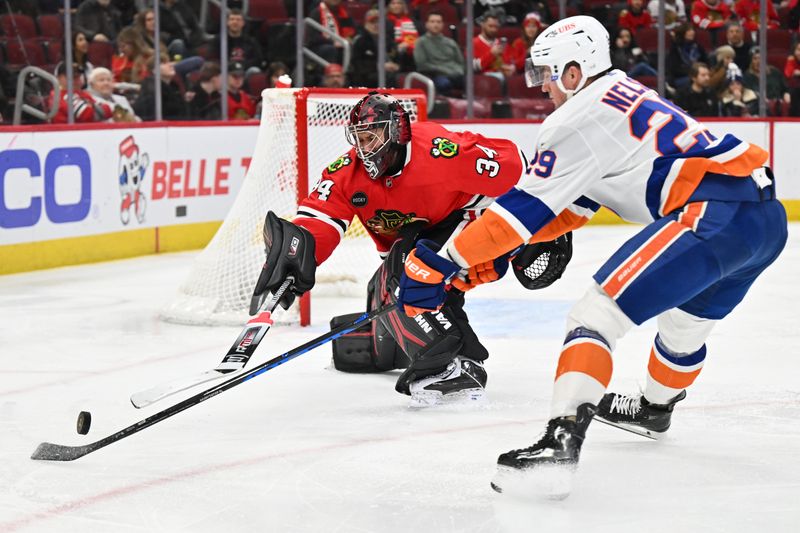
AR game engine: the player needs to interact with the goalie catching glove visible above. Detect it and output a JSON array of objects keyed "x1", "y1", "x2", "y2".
[{"x1": 250, "y1": 211, "x2": 316, "y2": 314}]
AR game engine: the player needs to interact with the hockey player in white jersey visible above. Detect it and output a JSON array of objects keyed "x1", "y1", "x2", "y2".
[{"x1": 394, "y1": 15, "x2": 788, "y2": 496}]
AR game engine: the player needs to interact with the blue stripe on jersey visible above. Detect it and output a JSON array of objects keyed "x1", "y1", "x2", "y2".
[
  {"x1": 495, "y1": 187, "x2": 556, "y2": 236},
  {"x1": 575, "y1": 195, "x2": 601, "y2": 212},
  {"x1": 654, "y1": 335, "x2": 707, "y2": 366},
  {"x1": 644, "y1": 134, "x2": 743, "y2": 219}
]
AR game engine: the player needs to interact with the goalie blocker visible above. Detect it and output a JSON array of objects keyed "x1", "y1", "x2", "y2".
[{"x1": 331, "y1": 220, "x2": 574, "y2": 387}]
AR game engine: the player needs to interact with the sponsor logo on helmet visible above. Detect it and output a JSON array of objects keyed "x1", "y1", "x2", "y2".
[
  {"x1": 327, "y1": 154, "x2": 352, "y2": 173},
  {"x1": 430, "y1": 137, "x2": 459, "y2": 158},
  {"x1": 350, "y1": 191, "x2": 368, "y2": 207}
]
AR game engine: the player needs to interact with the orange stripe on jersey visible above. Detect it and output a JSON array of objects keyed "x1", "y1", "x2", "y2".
[
  {"x1": 602, "y1": 221, "x2": 688, "y2": 299},
  {"x1": 555, "y1": 341, "x2": 613, "y2": 387},
  {"x1": 647, "y1": 348, "x2": 702, "y2": 389},
  {"x1": 677, "y1": 201, "x2": 706, "y2": 231},
  {"x1": 528, "y1": 210, "x2": 590, "y2": 244},
  {"x1": 452, "y1": 210, "x2": 525, "y2": 267},
  {"x1": 662, "y1": 144, "x2": 769, "y2": 214}
]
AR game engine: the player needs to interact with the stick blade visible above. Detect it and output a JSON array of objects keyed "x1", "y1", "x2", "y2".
[
  {"x1": 31, "y1": 442, "x2": 93, "y2": 461},
  {"x1": 130, "y1": 370, "x2": 227, "y2": 409}
]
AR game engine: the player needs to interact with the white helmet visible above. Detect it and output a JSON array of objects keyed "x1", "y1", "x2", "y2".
[{"x1": 525, "y1": 15, "x2": 611, "y2": 97}]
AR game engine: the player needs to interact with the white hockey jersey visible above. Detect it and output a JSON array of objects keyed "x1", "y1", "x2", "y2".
[{"x1": 448, "y1": 69, "x2": 769, "y2": 268}]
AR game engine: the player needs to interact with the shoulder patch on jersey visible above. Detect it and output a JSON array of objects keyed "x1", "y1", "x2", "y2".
[
  {"x1": 430, "y1": 137, "x2": 460, "y2": 159},
  {"x1": 327, "y1": 154, "x2": 353, "y2": 173}
]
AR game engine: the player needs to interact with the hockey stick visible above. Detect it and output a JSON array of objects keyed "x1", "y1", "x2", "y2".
[
  {"x1": 130, "y1": 278, "x2": 293, "y2": 409},
  {"x1": 31, "y1": 303, "x2": 393, "y2": 462}
]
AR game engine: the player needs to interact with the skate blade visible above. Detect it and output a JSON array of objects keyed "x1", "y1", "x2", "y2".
[
  {"x1": 593, "y1": 415, "x2": 661, "y2": 440},
  {"x1": 409, "y1": 388, "x2": 486, "y2": 408},
  {"x1": 491, "y1": 464, "x2": 574, "y2": 501}
]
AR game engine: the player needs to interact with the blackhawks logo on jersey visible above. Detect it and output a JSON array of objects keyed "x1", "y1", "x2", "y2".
[
  {"x1": 430, "y1": 137, "x2": 459, "y2": 159},
  {"x1": 365, "y1": 209, "x2": 427, "y2": 236},
  {"x1": 327, "y1": 154, "x2": 352, "y2": 173}
]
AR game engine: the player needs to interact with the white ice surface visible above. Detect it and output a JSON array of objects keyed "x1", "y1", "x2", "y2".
[{"x1": 0, "y1": 226, "x2": 798, "y2": 532}]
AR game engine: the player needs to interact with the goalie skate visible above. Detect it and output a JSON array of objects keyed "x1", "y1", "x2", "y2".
[{"x1": 409, "y1": 357, "x2": 487, "y2": 407}]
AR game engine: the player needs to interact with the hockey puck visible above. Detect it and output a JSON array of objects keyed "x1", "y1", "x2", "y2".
[{"x1": 76, "y1": 411, "x2": 92, "y2": 435}]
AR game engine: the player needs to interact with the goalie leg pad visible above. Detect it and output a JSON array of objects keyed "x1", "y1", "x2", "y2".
[{"x1": 330, "y1": 313, "x2": 406, "y2": 373}]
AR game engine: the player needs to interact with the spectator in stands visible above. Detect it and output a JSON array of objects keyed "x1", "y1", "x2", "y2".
[
  {"x1": 321, "y1": 63, "x2": 347, "y2": 88},
  {"x1": 667, "y1": 23, "x2": 709, "y2": 87},
  {"x1": 473, "y1": 11, "x2": 515, "y2": 78},
  {"x1": 112, "y1": 27, "x2": 153, "y2": 84},
  {"x1": 474, "y1": 0, "x2": 540, "y2": 25},
  {"x1": 308, "y1": 0, "x2": 357, "y2": 65},
  {"x1": 87, "y1": 67, "x2": 140, "y2": 122},
  {"x1": 187, "y1": 62, "x2": 222, "y2": 120},
  {"x1": 51, "y1": 63, "x2": 114, "y2": 123},
  {"x1": 350, "y1": 9, "x2": 401, "y2": 88},
  {"x1": 724, "y1": 21, "x2": 751, "y2": 72},
  {"x1": 134, "y1": 8, "x2": 205, "y2": 82},
  {"x1": 784, "y1": 42, "x2": 800, "y2": 82},
  {"x1": 73, "y1": 31, "x2": 95, "y2": 85},
  {"x1": 647, "y1": 0, "x2": 686, "y2": 30},
  {"x1": 783, "y1": 0, "x2": 800, "y2": 31},
  {"x1": 134, "y1": 53, "x2": 187, "y2": 121},
  {"x1": 611, "y1": 27, "x2": 659, "y2": 78},
  {"x1": 387, "y1": 0, "x2": 419, "y2": 72},
  {"x1": 618, "y1": 0, "x2": 653, "y2": 32},
  {"x1": 744, "y1": 46, "x2": 791, "y2": 110},
  {"x1": 734, "y1": 0, "x2": 780, "y2": 32},
  {"x1": 503, "y1": 12, "x2": 543, "y2": 74},
  {"x1": 719, "y1": 70, "x2": 758, "y2": 116},
  {"x1": 267, "y1": 62, "x2": 291, "y2": 88},
  {"x1": 159, "y1": 0, "x2": 205, "y2": 55},
  {"x1": 413, "y1": 11, "x2": 465, "y2": 96},
  {"x1": 76, "y1": 0, "x2": 122, "y2": 43},
  {"x1": 212, "y1": 8, "x2": 264, "y2": 75},
  {"x1": 709, "y1": 45, "x2": 736, "y2": 93},
  {"x1": 227, "y1": 62, "x2": 257, "y2": 120},
  {"x1": 674, "y1": 61, "x2": 719, "y2": 116},
  {"x1": 690, "y1": 0, "x2": 732, "y2": 32}
]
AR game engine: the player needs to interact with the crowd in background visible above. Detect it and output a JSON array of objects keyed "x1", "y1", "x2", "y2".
[{"x1": 1, "y1": 0, "x2": 800, "y2": 124}]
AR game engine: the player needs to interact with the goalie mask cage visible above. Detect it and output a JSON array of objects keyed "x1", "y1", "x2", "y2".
[{"x1": 160, "y1": 88, "x2": 427, "y2": 326}]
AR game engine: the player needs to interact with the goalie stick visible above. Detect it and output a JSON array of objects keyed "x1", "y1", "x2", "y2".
[
  {"x1": 130, "y1": 278, "x2": 293, "y2": 409},
  {"x1": 31, "y1": 302, "x2": 394, "y2": 462}
]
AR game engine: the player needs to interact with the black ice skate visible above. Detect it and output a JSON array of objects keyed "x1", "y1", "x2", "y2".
[
  {"x1": 491, "y1": 403, "x2": 596, "y2": 499},
  {"x1": 408, "y1": 357, "x2": 487, "y2": 407},
  {"x1": 594, "y1": 389, "x2": 687, "y2": 439}
]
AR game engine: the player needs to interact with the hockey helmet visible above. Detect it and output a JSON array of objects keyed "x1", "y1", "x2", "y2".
[
  {"x1": 525, "y1": 15, "x2": 611, "y2": 98},
  {"x1": 346, "y1": 92, "x2": 411, "y2": 179}
]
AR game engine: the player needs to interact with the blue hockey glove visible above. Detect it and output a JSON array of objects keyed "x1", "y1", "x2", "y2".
[{"x1": 397, "y1": 240, "x2": 461, "y2": 317}]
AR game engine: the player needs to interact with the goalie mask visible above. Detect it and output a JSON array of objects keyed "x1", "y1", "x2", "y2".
[{"x1": 346, "y1": 92, "x2": 411, "y2": 180}]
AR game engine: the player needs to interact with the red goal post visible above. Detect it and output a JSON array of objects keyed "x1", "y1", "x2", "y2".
[{"x1": 160, "y1": 88, "x2": 427, "y2": 327}]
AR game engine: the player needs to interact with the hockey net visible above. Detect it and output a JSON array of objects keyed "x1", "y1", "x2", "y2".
[{"x1": 160, "y1": 88, "x2": 427, "y2": 326}]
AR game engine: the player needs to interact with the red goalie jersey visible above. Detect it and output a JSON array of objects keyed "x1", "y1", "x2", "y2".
[{"x1": 295, "y1": 121, "x2": 526, "y2": 265}]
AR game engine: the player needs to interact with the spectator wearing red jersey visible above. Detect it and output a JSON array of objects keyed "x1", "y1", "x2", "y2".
[
  {"x1": 227, "y1": 62, "x2": 257, "y2": 120},
  {"x1": 618, "y1": 0, "x2": 653, "y2": 32},
  {"x1": 784, "y1": 42, "x2": 800, "y2": 82},
  {"x1": 308, "y1": 0, "x2": 357, "y2": 65},
  {"x1": 472, "y1": 11, "x2": 514, "y2": 78},
  {"x1": 503, "y1": 12, "x2": 543, "y2": 73},
  {"x1": 51, "y1": 63, "x2": 113, "y2": 124},
  {"x1": 387, "y1": 0, "x2": 419, "y2": 71},
  {"x1": 690, "y1": 0, "x2": 733, "y2": 30},
  {"x1": 734, "y1": 0, "x2": 779, "y2": 32},
  {"x1": 112, "y1": 26, "x2": 152, "y2": 84}
]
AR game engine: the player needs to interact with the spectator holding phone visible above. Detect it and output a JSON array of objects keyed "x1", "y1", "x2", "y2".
[{"x1": 473, "y1": 10, "x2": 514, "y2": 78}]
